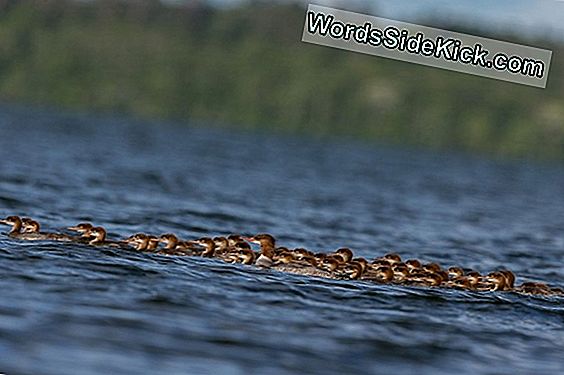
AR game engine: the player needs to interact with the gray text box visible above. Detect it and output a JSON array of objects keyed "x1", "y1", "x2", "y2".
[{"x1": 302, "y1": 4, "x2": 552, "y2": 88}]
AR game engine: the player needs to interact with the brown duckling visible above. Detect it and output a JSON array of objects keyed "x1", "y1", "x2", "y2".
[
  {"x1": 407, "y1": 272, "x2": 442, "y2": 287},
  {"x1": 1, "y1": 215, "x2": 34, "y2": 239},
  {"x1": 465, "y1": 271, "x2": 482, "y2": 289},
  {"x1": 86, "y1": 227, "x2": 125, "y2": 248},
  {"x1": 292, "y1": 248, "x2": 314, "y2": 260},
  {"x1": 383, "y1": 253, "x2": 402, "y2": 265},
  {"x1": 423, "y1": 262, "x2": 442, "y2": 273},
  {"x1": 21, "y1": 217, "x2": 77, "y2": 241},
  {"x1": 236, "y1": 248, "x2": 256, "y2": 265},
  {"x1": 391, "y1": 263, "x2": 410, "y2": 283},
  {"x1": 245, "y1": 234, "x2": 276, "y2": 268},
  {"x1": 481, "y1": 271, "x2": 510, "y2": 291},
  {"x1": 514, "y1": 282, "x2": 552, "y2": 296},
  {"x1": 362, "y1": 265, "x2": 394, "y2": 283},
  {"x1": 68, "y1": 223, "x2": 94, "y2": 235},
  {"x1": 319, "y1": 257, "x2": 339, "y2": 273},
  {"x1": 499, "y1": 270, "x2": 516, "y2": 289},
  {"x1": 158, "y1": 233, "x2": 182, "y2": 254},
  {"x1": 352, "y1": 257, "x2": 369, "y2": 274},
  {"x1": 123, "y1": 233, "x2": 150, "y2": 251},
  {"x1": 331, "y1": 248, "x2": 354, "y2": 263},
  {"x1": 447, "y1": 266, "x2": 465, "y2": 279},
  {"x1": 0, "y1": 215, "x2": 68, "y2": 241},
  {"x1": 190, "y1": 237, "x2": 216, "y2": 258},
  {"x1": 338, "y1": 261, "x2": 364, "y2": 280},
  {"x1": 213, "y1": 236, "x2": 230, "y2": 254},
  {"x1": 447, "y1": 277, "x2": 473, "y2": 290}
]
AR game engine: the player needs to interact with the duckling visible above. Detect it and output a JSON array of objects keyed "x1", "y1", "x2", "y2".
[
  {"x1": 0, "y1": 215, "x2": 60, "y2": 241},
  {"x1": 446, "y1": 277, "x2": 473, "y2": 290},
  {"x1": 352, "y1": 257, "x2": 369, "y2": 274},
  {"x1": 478, "y1": 271, "x2": 509, "y2": 291},
  {"x1": 406, "y1": 271, "x2": 442, "y2": 287},
  {"x1": 465, "y1": 271, "x2": 482, "y2": 289},
  {"x1": 319, "y1": 257, "x2": 339, "y2": 273},
  {"x1": 499, "y1": 270, "x2": 516, "y2": 289},
  {"x1": 448, "y1": 266, "x2": 465, "y2": 279},
  {"x1": 423, "y1": 262, "x2": 442, "y2": 273},
  {"x1": 362, "y1": 265, "x2": 394, "y2": 283},
  {"x1": 292, "y1": 248, "x2": 314, "y2": 260},
  {"x1": 272, "y1": 252, "x2": 320, "y2": 275},
  {"x1": 331, "y1": 248, "x2": 354, "y2": 263},
  {"x1": 0, "y1": 215, "x2": 34, "y2": 239},
  {"x1": 213, "y1": 236, "x2": 230, "y2": 255},
  {"x1": 337, "y1": 261, "x2": 364, "y2": 280},
  {"x1": 514, "y1": 282, "x2": 551, "y2": 296},
  {"x1": 405, "y1": 259, "x2": 422, "y2": 272},
  {"x1": 21, "y1": 218, "x2": 40, "y2": 233},
  {"x1": 68, "y1": 223, "x2": 94, "y2": 235},
  {"x1": 382, "y1": 253, "x2": 402, "y2": 265},
  {"x1": 86, "y1": 227, "x2": 125, "y2": 248},
  {"x1": 236, "y1": 248, "x2": 256, "y2": 264},
  {"x1": 21, "y1": 217, "x2": 77, "y2": 242},
  {"x1": 190, "y1": 237, "x2": 216, "y2": 258},
  {"x1": 245, "y1": 234, "x2": 276, "y2": 268},
  {"x1": 158, "y1": 233, "x2": 182, "y2": 254},
  {"x1": 391, "y1": 263, "x2": 410, "y2": 283},
  {"x1": 123, "y1": 233, "x2": 150, "y2": 251}
]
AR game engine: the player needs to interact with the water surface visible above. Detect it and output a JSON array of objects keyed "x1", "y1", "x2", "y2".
[{"x1": 0, "y1": 105, "x2": 563, "y2": 375}]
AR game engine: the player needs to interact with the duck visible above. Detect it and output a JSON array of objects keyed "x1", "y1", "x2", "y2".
[
  {"x1": 514, "y1": 282, "x2": 552, "y2": 296},
  {"x1": 381, "y1": 253, "x2": 402, "y2": 265},
  {"x1": 85, "y1": 226, "x2": 126, "y2": 248},
  {"x1": 372, "y1": 253, "x2": 402, "y2": 267},
  {"x1": 499, "y1": 270, "x2": 516, "y2": 289},
  {"x1": 20, "y1": 217, "x2": 78, "y2": 241},
  {"x1": 158, "y1": 233, "x2": 183, "y2": 254},
  {"x1": 447, "y1": 266, "x2": 465, "y2": 279},
  {"x1": 245, "y1": 234, "x2": 276, "y2": 268},
  {"x1": 448, "y1": 277, "x2": 473, "y2": 290},
  {"x1": 21, "y1": 218, "x2": 40, "y2": 233},
  {"x1": 478, "y1": 271, "x2": 509, "y2": 291},
  {"x1": 270, "y1": 251, "x2": 335, "y2": 278},
  {"x1": 465, "y1": 271, "x2": 482, "y2": 289},
  {"x1": 123, "y1": 233, "x2": 148, "y2": 251},
  {"x1": 337, "y1": 261, "x2": 364, "y2": 280},
  {"x1": 235, "y1": 248, "x2": 256, "y2": 264},
  {"x1": 361, "y1": 265, "x2": 394, "y2": 283},
  {"x1": 405, "y1": 259, "x2": 422, "y2": 273},
  {"x1": 330, "y1": 248, "x2": 354, "y2": 263},
  {"x1": 68, "y1": 222, "x2": 94, "y2": 234},
  {"x1": 273, "y1": 251, "x2": 314, "y2": 272},
  {"x1": 423, "y1": 262, "x2": 442, "y2": 273},
  {"x1": 123, "y1": 233, "x2": 160, "y2": 252},
  {"x1": 213, "y1": 236, "x2": 230, "y2": 255},
  {"x1": 391, "y1": 263, "x2": 410, "y2": 283},
  {"x1": 189, "y1": 237, "x2": 217, "y2": 258},
  {"x1": 0, "y1": 215, "x2": 59, "y2": 240},
  {"x1": 406, "y1": 271, "x2": 443, "y2": 287},
  {"x1": 352, "y1": 257, "x2": 369, "y2": 273},
  {"x1": 0, "y1": 215, "x2": 35, "y2": 239}
]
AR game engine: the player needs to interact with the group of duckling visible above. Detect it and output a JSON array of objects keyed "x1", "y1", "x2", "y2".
[{"x1": 1, "y1": 215, "x2": 562, "y2": 297}]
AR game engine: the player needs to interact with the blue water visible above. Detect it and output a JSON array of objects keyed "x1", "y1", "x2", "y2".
[{"x1": 0, "y1": 105, "x2": 563, "y2": 375}]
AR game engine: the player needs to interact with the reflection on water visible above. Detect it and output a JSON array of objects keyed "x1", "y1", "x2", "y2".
[{"x1": 0, "y1": 105, "x2": 563, "y2": 375}]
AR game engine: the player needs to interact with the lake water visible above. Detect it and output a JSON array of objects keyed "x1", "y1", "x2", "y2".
[{"x1": 0, "y1": 104, "x2": 563, "y2": 375}]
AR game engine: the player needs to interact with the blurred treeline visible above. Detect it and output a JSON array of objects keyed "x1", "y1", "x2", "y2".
[{"x1": 0, "y1": 0, "x2": 563, "y2": 159}]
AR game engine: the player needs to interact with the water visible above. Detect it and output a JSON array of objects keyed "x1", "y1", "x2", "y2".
[{"x1": 0, "y1": 104, "x2": 563, "y2": 375}]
